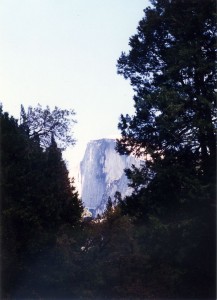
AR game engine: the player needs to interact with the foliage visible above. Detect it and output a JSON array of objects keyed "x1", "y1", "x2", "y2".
[
  {"x1": 117, "y1": 0, "x2": 216, "y2": 176},
  {"x1": 0, "y1": 106, "x2": 83, "y2": 298},
  {"x1": 115, "y1": 0, "x2": 216, "y2": 298},
  {"x1": 1, "y1": 1, "x2": 216, "y2": 298},
  {"x1": 20, "y1": 103, "x2": 76, "y2": 150}
]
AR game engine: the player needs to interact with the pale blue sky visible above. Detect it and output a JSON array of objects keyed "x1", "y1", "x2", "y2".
[{"x1": 0, "y1": 0, "x2": 149, "y2": 174}]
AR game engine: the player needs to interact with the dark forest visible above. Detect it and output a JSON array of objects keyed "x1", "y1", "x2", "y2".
[{"x1": 0, "y1": 0, "x2": 216, "y2": 299}]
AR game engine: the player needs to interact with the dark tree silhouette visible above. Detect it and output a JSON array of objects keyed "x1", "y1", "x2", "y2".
[
  {"x1": 116, "y1": 0, "x2": 216, "y2": 298},
  {"x1": 20, "y1": 103, "x2": 76, "y2": 150}
]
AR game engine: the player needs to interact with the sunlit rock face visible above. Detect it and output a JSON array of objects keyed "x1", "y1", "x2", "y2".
[{"x1": 80, "y1": 139, "x2": 142, "y2": 216}]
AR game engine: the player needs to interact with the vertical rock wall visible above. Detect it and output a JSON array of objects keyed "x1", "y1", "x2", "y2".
[{"x1": 80, "y1": 139, "x2": 142, "y2": 215}]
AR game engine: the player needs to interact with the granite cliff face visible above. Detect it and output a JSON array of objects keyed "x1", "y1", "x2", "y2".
[{"x1": 80, "y1": 139, "x2": 142, "y2": 216}]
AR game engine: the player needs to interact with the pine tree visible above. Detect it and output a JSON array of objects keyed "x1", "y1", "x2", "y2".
[
  {"x1": 0, "y1": 109, "x2": 40, "y2": 295},
  {"x1": 117, "y1": 0, "x2": 216, "y2": 179},
  {"x1": 116, "y1": 0, "x2": 216, "y2": 297},
  {"x1": 0, "y1": 106, "x2": 83, "y2": 297},
  {"x1": 42, "y1": 134, "x2": 83, "y2": 229},
  {"x1": 20, "y1": 104, "x2": 76, "y2": 149}
]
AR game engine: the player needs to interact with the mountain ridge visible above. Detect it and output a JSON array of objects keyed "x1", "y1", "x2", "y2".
[{"x1": 79, "y1": 138, "x2": 143, "y2": 216}]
